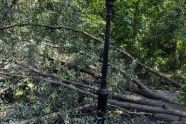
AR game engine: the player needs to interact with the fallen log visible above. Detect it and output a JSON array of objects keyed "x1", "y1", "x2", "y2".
[
  {"x1": 112, "y1": 93, "x2": 173, "y2": 108},
  {"x1": 110, "y1": 104, "x2": 186, "y2": 122},
  {"x1": 151, "y1": 113, "x2": 186, "y2": 122},
  {"x1": 120, "y1": 69, "x2": 179, "y2": 104}
]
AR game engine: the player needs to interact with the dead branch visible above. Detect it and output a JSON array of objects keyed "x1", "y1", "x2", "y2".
[
  {"x1": 133, "y1": 77, "x2": 178, "y2": 104},
  {"x1": 119, "y1": 69, "x2": 179, "y2": 104}
]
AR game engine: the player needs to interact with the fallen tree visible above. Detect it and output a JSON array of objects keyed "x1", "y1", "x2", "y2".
[
  {"x1": 14, "y1": 64, "x2": 186, "y2": 117},
  {"x1": 0, "y1": 23, "x2": 183, "y2": 122},
  {"x1": 0, "y1": 65, "x2": 185, "y2": 123},
  {"x1": 19, "y1": 61, "x2": 182, "y2": 107},
  {"x1": 31, "y1": 76, "x2": 186, "y2": 118},
  {"x1": 0, "y1": 23, "x2": 181, "y2": 88},
  {"x1": 31, "y1": 51, "x2": 181, "y2": 107}
]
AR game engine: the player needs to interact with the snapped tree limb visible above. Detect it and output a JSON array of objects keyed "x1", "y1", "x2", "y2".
[
  {"x1": 34, "y1": 76, "x2": 186, "y2": 118},
  {"x1": 1, "y1": 67, "x2": 186, "y2": 119},
  {"x1": 0, "y1": 23, "x2": 180, "y2": 88}
]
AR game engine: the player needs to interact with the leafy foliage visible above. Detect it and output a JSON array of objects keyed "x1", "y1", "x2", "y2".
[{"x1": 0, "y1": 0, "x2": 186, "y2": 123}]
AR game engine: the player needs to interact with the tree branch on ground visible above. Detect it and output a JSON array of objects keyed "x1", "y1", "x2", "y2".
[{"x1": 0, "y1": 23, "x2": 180, "y2": 88}]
